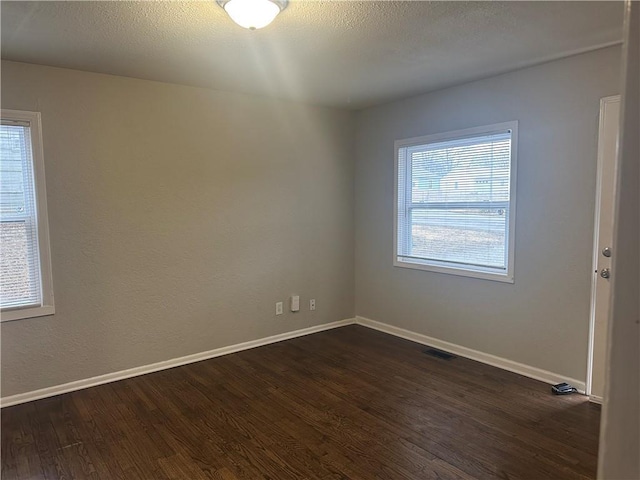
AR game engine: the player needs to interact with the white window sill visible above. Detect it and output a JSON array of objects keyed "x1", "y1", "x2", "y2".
[
  {"x1": 0, "y1": 305, "x2": 55, "y2": 323},
  {"x1": 394, "y1": 258, "x2": 514, "y2": 284}
]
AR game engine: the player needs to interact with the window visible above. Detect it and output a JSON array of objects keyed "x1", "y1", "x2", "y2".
[
  {"x1": 1, "y1": 110, "x2": 54, "y2": 321},
  {"x1": 394, "y1": 122, "x2": 517, "y2": 282}
]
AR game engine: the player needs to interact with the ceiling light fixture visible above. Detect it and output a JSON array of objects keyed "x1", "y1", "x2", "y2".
[{"x1": 217, "y1": 0, "x2": 288, "y2": 30}]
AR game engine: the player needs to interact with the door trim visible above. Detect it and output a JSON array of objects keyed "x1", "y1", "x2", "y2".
[{"x1": 586, "y1": 95, "x2": 620, "y2": 400}]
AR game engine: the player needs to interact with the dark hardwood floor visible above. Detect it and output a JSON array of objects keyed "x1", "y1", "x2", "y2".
[{"x1": 2, "y1": 325, "x2": 601, "y2": 479}]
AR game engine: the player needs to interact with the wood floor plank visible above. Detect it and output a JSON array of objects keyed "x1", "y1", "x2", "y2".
[{"x1": 1, "y1": 325, "x2": 600, "y2": 479}]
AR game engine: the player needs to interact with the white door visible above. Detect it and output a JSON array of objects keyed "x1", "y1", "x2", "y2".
[{"x1": 587, "y1": 95, "x2": 620, "y2": 402}]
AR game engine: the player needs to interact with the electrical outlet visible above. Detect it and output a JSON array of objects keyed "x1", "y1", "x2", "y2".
[
  {"x1": 309, "y1": 299, "x2": 316, "y2": 311},
  {"x1": 275, "y1": 302, "x2": 283, "y2": 315}
]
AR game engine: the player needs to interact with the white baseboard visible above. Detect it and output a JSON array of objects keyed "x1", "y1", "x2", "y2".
[
  {"x1": 1, "y1": 318, "x2": 357, "y2": 408},
  {"x1": 2, "y1": 315, "x2": 588, "y2": 408},
  {"x1": 589, "y1": 395, "x2": 603, "y2": 404},
  {"x1": 355, "y1": 316, "x2": 586, "y2": 393}
]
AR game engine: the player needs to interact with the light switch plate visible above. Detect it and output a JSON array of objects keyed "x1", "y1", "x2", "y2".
[{"x1": 290, "y1": 295, "x2": 300, "y2": 312}]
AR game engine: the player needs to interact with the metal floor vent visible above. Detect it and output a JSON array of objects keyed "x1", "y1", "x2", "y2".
[{"x1": 423, "y1": 348, "x2": 456, "y2": 360}]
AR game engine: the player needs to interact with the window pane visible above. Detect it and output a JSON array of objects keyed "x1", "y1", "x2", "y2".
[
  {"x1": 410, "y1": 133, "x2": 511, "y2": 205},
  {"x1": 0, "y1": 123, "x2": 42, "y2": 309},
  {"x1": 410, "y1": 208, "x2": 507, "y2": 269},
  {"x1": 0, "y1": 221, "x2": 40, "y2": 307},
  {"x1": 0, "y1": 125, "x2": 30, "y2": 216}
]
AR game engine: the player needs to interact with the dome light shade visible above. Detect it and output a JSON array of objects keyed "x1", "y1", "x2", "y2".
[{"x1": 217, "y1": 0, "x2": 288, "y2": 30}]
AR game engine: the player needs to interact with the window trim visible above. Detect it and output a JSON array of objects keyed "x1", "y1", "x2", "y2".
[
  {"x1": 393, "y1": 121, "x2": 518, "y2": 283},
  {"x1": 1, "y1": 109, "x2": 55, "y2": 322}
]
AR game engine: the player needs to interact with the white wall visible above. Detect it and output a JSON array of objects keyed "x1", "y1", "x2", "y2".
[
  {"x1": 598, "y1": 2, "x2": 640, "y2": 477},
  {"x1": 0, "y1": 61, "x2": 355, "y2": 397},
  {"x1": 355, "y1": 46, "x2": 621, "y2": 383}
]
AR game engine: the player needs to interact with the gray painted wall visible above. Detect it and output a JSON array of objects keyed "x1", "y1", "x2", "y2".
[
  {"x1": 0, "y1": 46, "x2": 625, "y2": 398},
  {"x1": 355, "y1": 46, "x2": 621, "y2": 382},
  {"x1": 598, "y1": 2, "x2": 639, "y2": 477},
  {"x1": 0, "y1": 61, "x2": 355, "y2": 397}
]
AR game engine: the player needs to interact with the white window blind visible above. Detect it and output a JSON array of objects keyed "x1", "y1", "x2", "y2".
[
  {"x1": 0, "y1": 111, "x2": 54, "y2": 320},
  {"x1": 395, "y1": 122, "x2": 517, "y2": 282}
]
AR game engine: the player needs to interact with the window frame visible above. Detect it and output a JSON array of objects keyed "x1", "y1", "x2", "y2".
[
  {"x1": 1, "y1": 109, "x2": 55, "y2": 322},
  {"x1": 393, "y1": 121, "x2": 518, "y2": 283}
]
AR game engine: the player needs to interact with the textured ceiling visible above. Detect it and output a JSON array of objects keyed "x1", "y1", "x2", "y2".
[{"x1": 1, "y1": 1, "x2": 624, "y2": 109}]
